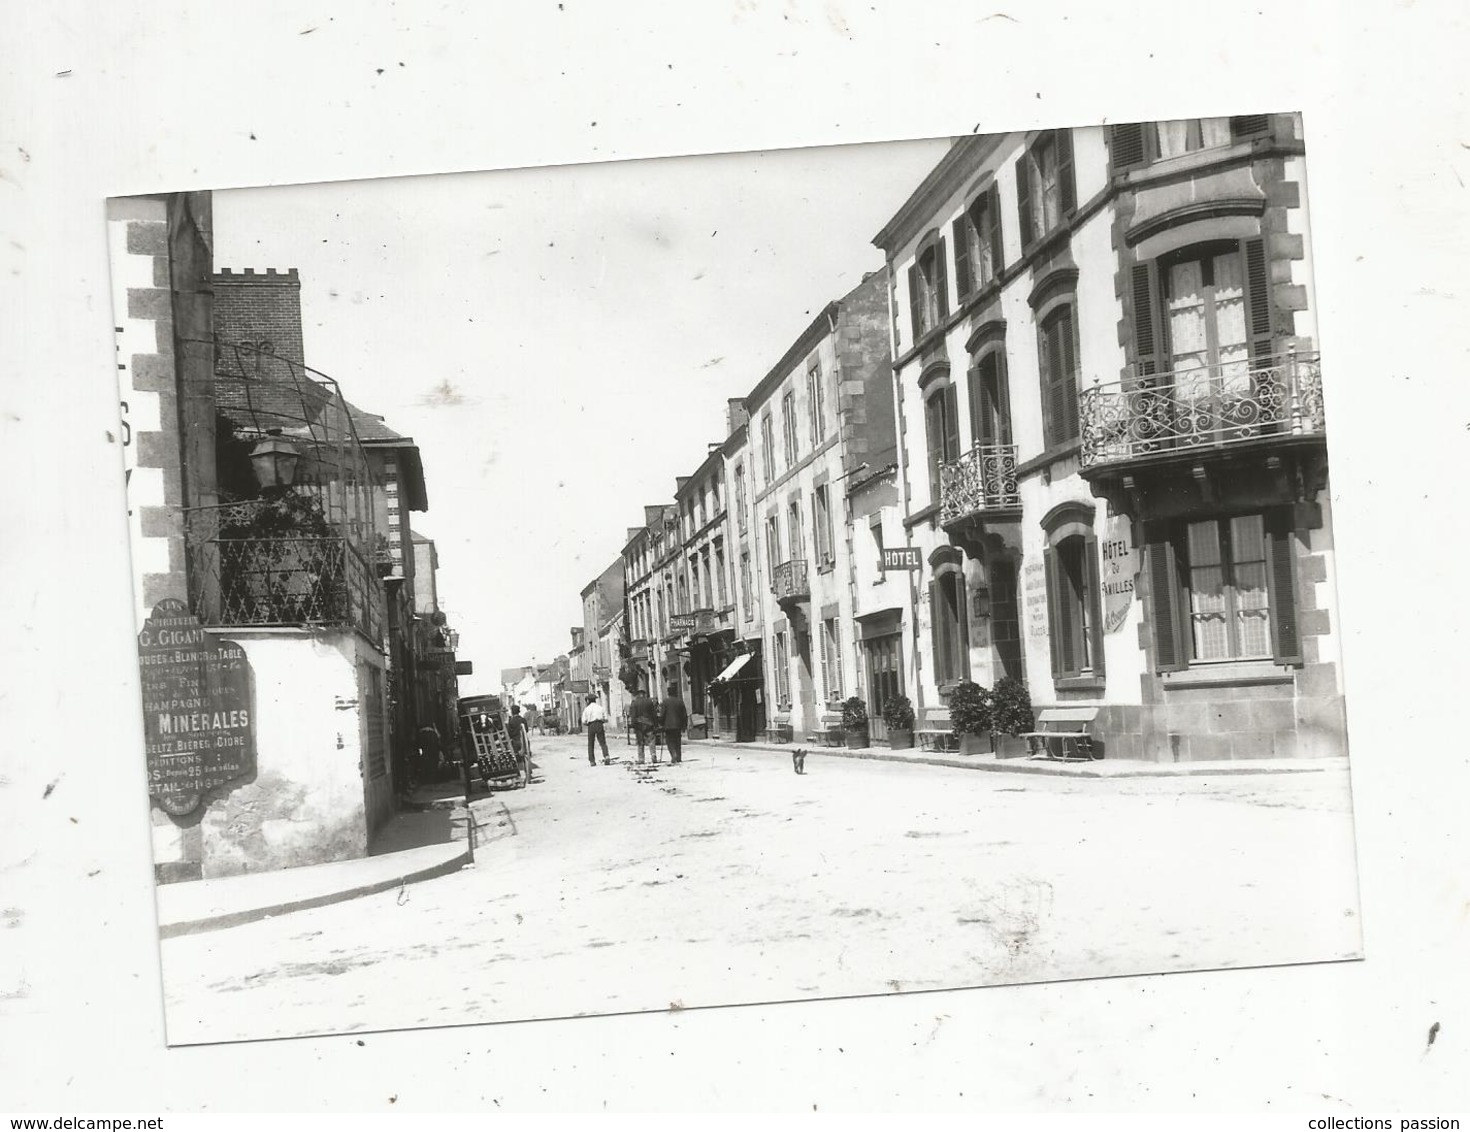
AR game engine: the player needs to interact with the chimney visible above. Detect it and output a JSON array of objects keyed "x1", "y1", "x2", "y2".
[
  {"x1": 726, "y1": 398, "x2": 750, "y2": 435},
  {"x1": 212, "y1": 267, "x2": 305, "y2": 380}
]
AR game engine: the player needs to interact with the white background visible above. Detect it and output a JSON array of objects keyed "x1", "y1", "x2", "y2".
[{"x1": 2, "y1": 0, "x2": 1468, "y2": 1114}]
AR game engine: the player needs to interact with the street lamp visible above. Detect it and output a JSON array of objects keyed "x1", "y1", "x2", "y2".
[{"x1": 249, "y1": 433, "x2": 301, "y2": 489}]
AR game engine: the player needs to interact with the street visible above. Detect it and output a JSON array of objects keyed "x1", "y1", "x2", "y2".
[{"x1": 161, "y1": 737, "x2": 1362, "y2": 1044}]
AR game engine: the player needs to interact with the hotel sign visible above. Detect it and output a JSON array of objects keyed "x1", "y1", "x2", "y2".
[
  {"x1": 878, "y1": 547, "x2": 923, "y2": 572},
  {"x1": 137, "y1": 599, "x2": 256, "y2": 816},
  {"x1": 1100, "y1": 516, "x2": 1138, "y2": 633}
]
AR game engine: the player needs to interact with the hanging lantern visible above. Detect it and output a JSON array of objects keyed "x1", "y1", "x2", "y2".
[{"x1": 249, "y1": 435, "x2": 301, "y2": 489}]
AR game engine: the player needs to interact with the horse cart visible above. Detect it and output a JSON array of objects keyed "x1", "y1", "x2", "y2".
[{"x1": 457, "y1": 694, "x2": 530, "y2": 791}]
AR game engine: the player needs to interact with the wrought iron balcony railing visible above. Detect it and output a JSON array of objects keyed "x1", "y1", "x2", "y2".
[
  {"x1": 191, "y1": 534, "x2": 383, "y2": 642},
  {"x1": 771, "y1": 559, "x2": 810, "y2": 601},
  {"x1": 938, "y1": 442, "x2": 1020, "y2": 526},
  {"x1": 1080, "y1": 352, "x2": 1324, "y2": 470}
]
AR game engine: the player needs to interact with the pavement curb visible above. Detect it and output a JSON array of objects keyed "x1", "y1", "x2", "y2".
[
  {"x1": 687, "y1": 738, "x2": 1345, "y2": 778},
  {"x1": 157, "y1": 843, "x2": 473, "y2": 940}
]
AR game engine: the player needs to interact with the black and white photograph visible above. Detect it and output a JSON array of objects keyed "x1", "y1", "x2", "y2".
[
  {"x1": 7, "y1": 0, "x2": 1470, "y2": 1116},
  {"x1": 107, "y1": 114, "x2": 1362, "y2": 1046}
]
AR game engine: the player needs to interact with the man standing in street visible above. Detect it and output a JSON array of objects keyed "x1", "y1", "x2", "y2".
[
  {"x1": 583, "y1": 693, "x2": 610, "y2": 766},
  {"x1": 629, "y1": 686, "x2": 660, "y2": 765},
  {"x1": 660, "y1": 682, "x2": 689, "y2": 765}
]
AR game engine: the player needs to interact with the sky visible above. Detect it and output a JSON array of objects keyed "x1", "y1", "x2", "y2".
[{"x1": 214, "y1": 137, "x2": 952, "y2": 693}]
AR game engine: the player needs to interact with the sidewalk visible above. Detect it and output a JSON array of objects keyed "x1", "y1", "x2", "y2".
[
  {"x1": 687, "y1": 734, "x2": 1348, "y2": 779},
  {"x1": 155, "y1": 787, "x2": 488, "y2": 940}
]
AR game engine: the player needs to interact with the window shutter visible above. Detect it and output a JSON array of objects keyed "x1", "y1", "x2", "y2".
[
  {"x1": 1043, "y1": 546, "x2": 1063, "y2": 678},
  {"x1": 1243, "y1": 237, "x2": 1275, "y2": 363},
  {"x1": 929, "y1": 582, "x2": 947, "y2": 685},
  {"x1": 995, "y1": 350, "x2": 1013, "y2": 445},
  {"x1": 988, "y1": 182, "x2": 1005, "y2": 276},
  {"x1": 1230, "y1": 115, "x2": 1269, "y2": 140},
  {"x1": 944, "y1": 384, "x2": 961, "y2": 461},
  {"x1": 934, "y1": 236, "x2": 950, "y2": 322},
  {"x1": 907, "y1": 263, "x2": 922, "y2": 344},
  {"x1": 1146, "y1": 532, "x2": 1186, "y2": 672},
  {"x1": 1057, "y1": 128, "x2": 1076, "y2": 215},
  {"x1": 1265, "y1": 510, "x2": 1303, "y2": 665},
  {"x1": 957, "y1": 574, "x2": 972, "y2": 679},
  {"x1": 1016, "y1": 151, "x2": 1033, "y2": 250},
  {"x1": 970, "y1": 363, "x2": 993, "y2": 447},
  {"x1": 1131, "y1": 261, "x2": 1161, "y2": 378},
  {"x1": 1110, "y1": 123, "x2": 1147, "y2": 172},
  {"x1": 952, "y1": 216, "x2": 972, "y2": 300},
  {"x1": 1063, "y1": 308, "x2": 1081, "y2": 443},
  {"x1": 1085, "y1": 534, "x2": 1106, "y2": 678}
]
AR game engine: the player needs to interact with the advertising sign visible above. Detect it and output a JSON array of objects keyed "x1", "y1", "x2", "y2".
[
  {"x1": 879, "y1": 547, "x2": 923, "y2": 572},
  {"x1": 1100, "y1": 515, "x2": 1138, "y2": 633},
  {"x1": 137, "y1": 599, "x2": 256, "y2": 816}
]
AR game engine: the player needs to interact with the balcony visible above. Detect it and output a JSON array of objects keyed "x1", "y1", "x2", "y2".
[
  {"x1": 189, "y1": 532, "x2": 383, "y2": 643},
  {"x1": 938, "y1": 443, "x2": 1021, "y2": 527},
  {"x1": 1080, "y1": 352, "x2": 1324, "y2": 471},
  {"x1": 771, "y1": 559, "x2": 810, "y2": 603}
]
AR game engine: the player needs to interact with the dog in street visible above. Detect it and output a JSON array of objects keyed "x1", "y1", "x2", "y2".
[{"x1": 791, "y1": 748, "x2": 807, "y2": 774}]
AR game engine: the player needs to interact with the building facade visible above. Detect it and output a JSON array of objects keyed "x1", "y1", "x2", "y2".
[
  {"x1": 740, "y1": 270, "x2": 895, "y2": 743},
  {"x1": 874, "y1": 114, "x2": 1341, "y2": 761}
]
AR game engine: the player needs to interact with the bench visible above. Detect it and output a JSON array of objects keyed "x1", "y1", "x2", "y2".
[
  {"x1": 1021, "y1": 706, "x2": 1100, "y2": 762},
  {"x1": 765, "y1": 721, "x2": 794, "y2": 745},
  {"x1": 915, "y1": 707, "x2": 960, "y2": 752},
  {"x1": 808, "y1": 711, "x2": 845, "y2": 747}
]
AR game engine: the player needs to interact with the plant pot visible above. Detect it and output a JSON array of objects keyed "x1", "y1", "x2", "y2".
[
  {"x1": 843, "y1": 728, "x2": 869, "y2": 750},
  {"x1": 993, "y1": 733, "x2": 1029, "y2": 759},
  {"x1": 957, "y1": 731, "x2": 992, "y2": 756},
  {"x1": 886, "y1": 728, "x2": 914, "y2": 750}
]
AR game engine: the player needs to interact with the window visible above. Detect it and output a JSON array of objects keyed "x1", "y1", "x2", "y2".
[
  {"x1": 924, "y1": 383, "x2": 961, "y2": 499},
  {"x1": 813, "y1": 484, "x2": 834, "y2": 565},
  {"x1": 740, "y1": 551, "x2": 752, "y2": 615},
  {"x1": 967, "y1": 348, "x2": 1012, "y2": 448},
  {"x1": 1110, "y1": 116, "x2": 1271, "y2": 172},
  {"x1": 715, "y1": 544, "x2": 727, "y2": 606},
  {"x1": 774, "y1": 630, "x2": 791, "y2": 705},
  {"x1": 953, "y1": 183, "x2": 1004, "y2": 301},
  {"x1": 760, "y1": 412, "x2": 775, "y2": 483},
  {"x1": 820, "y1": 617, "x2": 843, "y2": 701},
  {"x1": 1131, "y1": 239, "x2": 1276, "y2": 435},
  {"x1": 907, "y1": 235, "x2": 949, "y2": 344},
  {"x1": 781, "y1": 389, "x2": 798, "y2": 467},
  {"x1": 1017, "y1": 130, "x2": 1075, "y2": 250},
  {"x1": 701, "y1": 548, "x2": 713, "y2": 610},
  {"x1": 807, "y1": 360, "x2": 826, "y2": 446},
  {"x1": 1037, "y1": 305, "x2": 1081, "y2": 448},
  {"x1": 734, "y1": 463, "x2": 747, "y2": 533},
  {"x1": 1044, "y1": 533, "x2": 1103, "y2": 682},
  {"x1": 930, "y1": 562, "x2": 970, "y2": 687},
  {"x1": 765, "y1": 514, "x2": 781, "y2": 577},
  {"x1": 787, "y1": 498, "x2": 804, "y2": 564},
  {"x1": 688, "y1": 555, "x2": 700, "y2": 609},
  {"x1": 1148, "y1": 510, "x2": 1301, "y2": 671},
  {"x1": 678, "y1": 571, "x2": 689, "y2": 615}
]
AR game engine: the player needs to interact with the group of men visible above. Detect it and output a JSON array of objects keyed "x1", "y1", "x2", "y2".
[{"x1": 581, "y1": 684, "x2": 689, "y2": 767}]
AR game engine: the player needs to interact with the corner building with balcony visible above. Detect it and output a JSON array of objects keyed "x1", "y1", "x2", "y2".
[{"x1": 876, "y1": 114, "x2": 1343, "y2": 761}]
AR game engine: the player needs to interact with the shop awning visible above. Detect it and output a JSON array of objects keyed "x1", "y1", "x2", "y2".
[{"x1": 714, "y1": 652, "x2": 753, "y2": 682}]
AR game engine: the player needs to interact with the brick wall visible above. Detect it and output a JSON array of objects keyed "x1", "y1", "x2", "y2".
[{"x1": 213, "y1": 267, "x2": 305, "y2": 379}]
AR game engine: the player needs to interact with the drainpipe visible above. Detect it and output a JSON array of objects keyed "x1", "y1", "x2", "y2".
[{"x1": 882, "y1": 261, "x2": 926, "y2": 723}]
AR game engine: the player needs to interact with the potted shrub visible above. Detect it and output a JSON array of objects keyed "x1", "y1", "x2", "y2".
[
  {"x1": 948, "y1": 680, "x2": 993, "y2": 755},
  {"x1": 989, "y1": 676, "x2": 1035, "y2": 759},
  {"x1": 881, "y1": 695, "x2": 916, "y2": 750},
  {"x1": 840, "y1": 696, "x2": 870, "y2": 749}
]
